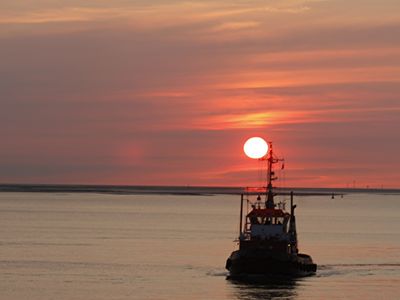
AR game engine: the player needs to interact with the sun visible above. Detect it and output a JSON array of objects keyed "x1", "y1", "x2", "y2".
[{"x1": 243, "y1": 137, "x2": 268, "y2": 159}]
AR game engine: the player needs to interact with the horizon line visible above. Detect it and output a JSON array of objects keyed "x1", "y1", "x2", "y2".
[{"x1": 1, "y1": 183, "x2": 399, "y2": 195}]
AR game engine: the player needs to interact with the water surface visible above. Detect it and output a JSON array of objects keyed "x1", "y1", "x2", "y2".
[{"x1": 0, "y1": 192, "x2": 399, "y2": 299}]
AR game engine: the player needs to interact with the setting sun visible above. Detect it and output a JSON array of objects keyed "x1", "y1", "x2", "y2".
[{"x1": 243, "y1": 137, "x2": 268, "y2": 159}]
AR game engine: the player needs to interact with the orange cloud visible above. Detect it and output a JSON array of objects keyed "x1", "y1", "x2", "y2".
[{"x1": 193, "y1": 111, "x2": 307, "y2": 130}]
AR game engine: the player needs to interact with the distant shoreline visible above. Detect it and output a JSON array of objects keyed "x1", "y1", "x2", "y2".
[{"x1": 0, "y1": 184, "x2": 399, "y2": 196}]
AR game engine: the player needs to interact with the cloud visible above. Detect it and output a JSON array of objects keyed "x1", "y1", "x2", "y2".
[
  {"x1": 0, "y1": 8, "x2": 103, "y2": 24},
  {"x1": 210, "y1": 21, "x2": 261, "y2": 32},
  {"x1": 0, "y1": 0, "x2": 315, "y2": 39}
]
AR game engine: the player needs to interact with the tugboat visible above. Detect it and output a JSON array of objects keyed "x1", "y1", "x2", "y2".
[{"x1": 226, "y1": 140, "x2": 317, "y2": 278}]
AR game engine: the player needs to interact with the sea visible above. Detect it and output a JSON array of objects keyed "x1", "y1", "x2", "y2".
[{"x1": 1, "y1": 186, "x2": 400, "y2": 300}]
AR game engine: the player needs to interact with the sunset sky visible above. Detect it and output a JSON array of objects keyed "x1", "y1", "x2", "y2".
[{"x1": 1, "y1": 0, "x2": 400, "y2": 188}]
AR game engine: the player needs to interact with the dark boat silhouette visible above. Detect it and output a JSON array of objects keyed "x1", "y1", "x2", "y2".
[{"x1": 226, "y1": 142, "x2": 317, "y2": 278}]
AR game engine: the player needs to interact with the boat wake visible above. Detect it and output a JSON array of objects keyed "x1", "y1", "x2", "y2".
[
  {"x1": 317, "y1": 263, "x2": 400, "y2": 278},
  {"x1": 206, "y1": 269, "x2": 229, "y2": 277},
  {"x1": 324, "y1": 263, "x2": 400, "y2": 267}
]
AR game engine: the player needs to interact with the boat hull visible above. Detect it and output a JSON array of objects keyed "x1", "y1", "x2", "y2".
[{"x1": 226, "y1": 250, "x2": 317, "y2": 278}]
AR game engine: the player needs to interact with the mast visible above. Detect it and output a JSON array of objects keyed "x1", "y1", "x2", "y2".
[
  {"x1": 265, "y1": 142, "x2": 283, "y2": 209},
  {"x1": 239, "y1": 194, "x2": 243, "y2": 238},
  {"x1": 266, "y1": 142, "x2": 274, "y2": 208},
  {"x1": 289, "y1": 191, "x2": 298, "y2": 254}
]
